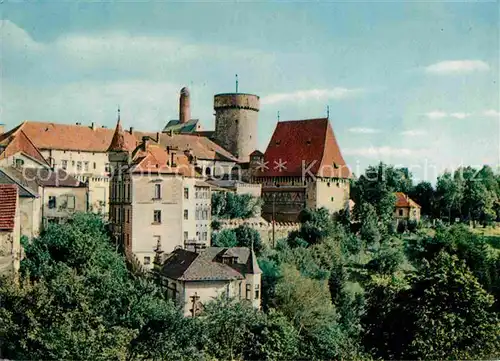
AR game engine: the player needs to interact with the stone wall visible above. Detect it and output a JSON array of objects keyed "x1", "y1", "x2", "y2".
[
  {"x1": 213, "y1": 93, "x2": 259, "y2": 162},
  {"x1": 218, "y1": 217, "x2": 300, "y2": 246}
]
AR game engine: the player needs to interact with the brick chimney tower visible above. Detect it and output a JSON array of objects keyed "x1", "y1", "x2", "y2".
[{"x1": 179, "y1": 87, "x2": 191, "y2": 124}]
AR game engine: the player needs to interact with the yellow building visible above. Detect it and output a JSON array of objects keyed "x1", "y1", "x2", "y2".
[
  {"x1": 107, "y1": 117, "x2": 213, "y2": 268},
  {"x1": 394, "y1": 192, "x2": 421, "y2": 222}
]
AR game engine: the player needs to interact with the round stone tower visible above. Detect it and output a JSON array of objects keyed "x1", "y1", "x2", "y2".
[{"x1": 213, "y1": 93, "x2": 260, "y2": 162}]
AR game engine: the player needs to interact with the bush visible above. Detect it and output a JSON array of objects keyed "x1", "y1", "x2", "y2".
[{"x1": 407, "y1": 220, "x2": 418, "y2": 233}]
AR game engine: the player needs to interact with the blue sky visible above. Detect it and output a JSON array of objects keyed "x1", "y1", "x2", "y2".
[{"x1": 1, "y1": 1, "x2": 499, "y2": 182}]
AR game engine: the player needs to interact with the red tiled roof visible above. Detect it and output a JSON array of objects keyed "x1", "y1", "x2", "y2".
[
  {"x1": 0, "y1": 184, "x2": 18, "y2": 231},
  {"x1": 134, "y1": 132, "x2": 239, "y2": 162},
  {"x1": 5, "y1": 121, "x2": 236, "y2": 163},
  {"x1": 130, "y1": 143, "x2": 196, "y2": 177},
  {"x1": 257, "y1": 118, "x2": 350, "y2": 178},
  {"x1": 107, "y1": 118, "x2": 128, "y2": 152},
  {"x1": 395, "y1": 192, "x2": 421, "y2": 208},
  {"x1": 0, "y1": 128, "x2": 50, "y2": 166},
  {"x1": 15, "y1": 121, "x2": 137, "y2": 152}
]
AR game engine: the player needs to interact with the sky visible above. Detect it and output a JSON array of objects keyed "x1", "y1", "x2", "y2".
[{"x1": 1, "y1": 1, "x2": 499, "y2": 182}]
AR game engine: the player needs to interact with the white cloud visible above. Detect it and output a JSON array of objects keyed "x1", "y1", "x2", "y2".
[
  {"x1": 401, "y1": 129, "x2": 426, "y2": 136},
  {"x1": 425, "y1": 60, "x2": 490, "y2": 74},
  {"x1": 425, "y1": 111, "x2": 471, "y2": 119},
  {"x1": 425, "y1": 111, "x2": 448, "y2": 119},
  {"x1": 449, "y1": 112, "x2": 471, "y2": 119},
  {"x1": 261, "y1": 88, "x2": 364, "y2": 105},
  {"x1": 483, "y1": 109, "x2": 500, "y2": 118},
  {"x1": 348, "y1": 127, "x2": 381, "y2": 134},
  {"x1": 344, "y1": 146, "x2": 426, "y2": 159}
]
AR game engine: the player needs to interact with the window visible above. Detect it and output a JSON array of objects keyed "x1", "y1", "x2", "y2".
[
  {"x1": 126, "y1": 209, "x2": 130, "y2": 223},
  {"x1": 105, "y1": 163, "x2": 111, "y2": 173},
  {"x1": 196, "y1": 231, "x2": 200, "y2": 239},
  {"x1": 184, "y1": 231, "x2": 188, "y2": 241},
  {"x1": 153, "y1": 235, "x2": 161, "y2": 249},
  {"x1": 202, "y1": 232, "x2": 207, "y2": 241},
  {"x1": 144, "y1": 257, "x2": 151, "y2": 265},
  {"x1": 61, "y1": 160, "x2": 68, "y2": 170},
  {"x1": 255, "y1": 284, "x2": 260, "y2": 299},
  {"x1": 93, "y1": 162, "x2": 97, "y2": 169},
  {"x1": 48, "y1": 196, "x2": 56, "y2": 209},
  {"x1": 154, "y1": 184, "x2": 161, "y2": 200},
  {"x1": 77, "y1": 161, "x2": 82, "y2": 172},
  {"x1": 72, "y1": 160, "x2": 75, "y2": 167},
  {"x1": 184, "y1": 210, "x2": 188, "y2": 220},
  {"x1": 15, "y1": 158, "x2": 24, "y2": 167},
  {"x1": 84, "y1": 161, "x2": 89, "y2": 172},
  {"x1": 67, "y1": 195, "x2": 75, "y2": 209},
  {"x1": 184, "y1": 187, "x2": 189, "y2": 199},
  {"x1": 238, "y1": 282, "x2": 242, "y2": 299},
  {"x1": 331, "y1": 197, "x2": 334, "y2": 202},
  {"x1": 398, "y1": 209, "x2": 403, "y2": 216},
  {"x1": 246, "y1": 284, "x2": 251, "y2": 300},
  {"x1": 153, "y1": 210, "x2": 162, "y2": 224},
  {"x1": 205, "y1": 167, "x2": 211, "y2": 176}
]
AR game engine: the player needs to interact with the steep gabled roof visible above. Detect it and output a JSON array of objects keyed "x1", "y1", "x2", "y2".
[
  {"x1": 13, "y1": 121, "x2": 137, "y2": 152},
  {"x1": 257, "y1": 118, "x2": 350, "y2": 178},
  {"x1": 107, "y1": 117, "x2": 129, "y2": 152},
  {"x1": 0, "y1": 128, "x2": 50, "y2": 166},
  {"x1": 0, "y1": 184, "x2": 18, "y2": 231},
  {"x1": 395, "y1": 192, "x2": 421, "y2": 208}
]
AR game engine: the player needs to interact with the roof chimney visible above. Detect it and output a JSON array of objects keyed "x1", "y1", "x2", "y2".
[
  {"x1": 179, "y1": 87, "x2": 190, "y2": 124},
  {"x1": 142, "y1": 136, "x2": 149, "y2": 151},
  {"x1": 91, "y1": 122, "x2": 96, "y2": 130},
  {"x1": 129, "y1": 126, "x2": 134, "y2": 134},
  {"x1": 0, "y1": 124, "x2": 4, "y2": 134}
]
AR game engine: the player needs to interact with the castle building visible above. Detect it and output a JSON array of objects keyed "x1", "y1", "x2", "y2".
[
  {"x1": 107, "y1": 116, "x2": 212, "y2": 267},
  {"x1": 157, "y1": 246, "x2": 261, "y2": 316},
  {"x1": 252, "y1": 118, "x2": 351, "y2": 222},
  {"x1": 0, "y1": 87, "x2": 247, "y2": 216}
]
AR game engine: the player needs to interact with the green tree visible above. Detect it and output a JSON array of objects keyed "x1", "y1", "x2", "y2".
[
  {"x1": 358, "y1": 202, "x2": 381, "y2": 246},
  {"x1": 201, "y1": 296, "x2": 262, "y2": 361},
  {"x1": 211, "y1": 229, "x2": 238, "y2": 248},
  {"x1": 234, "y1": 225, "x2": 264, "y2": 254},
  {"x1": 211, "y1": 192, "x2": 261, "y2": 219},
  {"x1": 274, "y1": 264, "x2": 335, "y2": 333},
  {"x1": 409, "y1": 181, "x2": 435, "y2": 217},
  {"x1": 364, "y1": 252, "x2": 500, "y2": 359},
  {"x1": 243, "y1": 310, "x2": 300, "y2": 361}
]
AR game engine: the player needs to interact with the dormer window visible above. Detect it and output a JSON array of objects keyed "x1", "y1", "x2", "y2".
[
  {"x1": 275, "y1": 140, "x2": 281, "y2": 146},
  {"x1": 15, "y1": 158, "x2": 24, "y2": 168},
  {"x1": 333, "y1": 162, "x2": 339, "y2": 169}
]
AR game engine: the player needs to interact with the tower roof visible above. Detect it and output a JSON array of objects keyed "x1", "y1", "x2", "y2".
[
  {"x1": 107, "y1": 114, "x2": 128, "y2": 152},
  {"x1": 256, "y1": 118, "x2": 351, "y2": 178}
]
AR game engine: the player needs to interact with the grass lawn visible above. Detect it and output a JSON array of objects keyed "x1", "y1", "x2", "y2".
[{"x1": 470, "y1": 225, "x2": 500, "y2": 251}]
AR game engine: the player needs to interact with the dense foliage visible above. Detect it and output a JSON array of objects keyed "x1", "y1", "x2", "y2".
[
  {"x1": 2, "y1": 162, "x2": 500, "y2": 360},
  {"x1": 211, "y1": 192, "x2": 262, "y2": 219}
]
